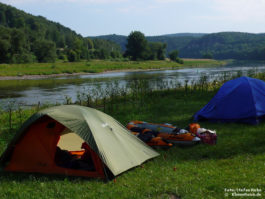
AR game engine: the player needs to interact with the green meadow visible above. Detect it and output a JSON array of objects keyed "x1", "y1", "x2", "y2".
[
  {"x1": 0, "y1": 59, "x2": 226, "y2": 77},
  {"x1": 0, "y1": 83, "x2": 264, "y2": 199}
]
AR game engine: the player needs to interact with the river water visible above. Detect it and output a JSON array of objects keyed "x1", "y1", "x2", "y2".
[{"x1": 0, "y1": 62, "x2": 265, "y2": 107}]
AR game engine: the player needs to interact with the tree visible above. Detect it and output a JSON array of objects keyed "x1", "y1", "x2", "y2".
[
  {"x1": 5, "y1": 8, "x2": 15, "y2": 27},
  {"x1": 0, "y1": 26, "x2": 11, "y2": 63},
  {"x1": 14, "y1": 17, "x2": 25, "y2": 28},
  {"x1": 67, "y1": 50, "x2": 78, "y2": 62},
  {"x1": 10, "y1": 29, "x2": 34, "y2": 63},
  {"x1": 125, "y1": 31, "x2": 148, "y2": 60},
  {"x1": 169, "y1": 50, "x2": 183, "y2": 64},
  {"x1": 110, "y1": 50, "x2": 121, "y2": 59},
  {"x1": 10, "y1": 29, "x2": 26, "y2": 54},
  {"x1": 202, "y1": 52, "x2": 213, "y2": 59},
  {"x1": 91, "y1": 38, "x2": 121, "y2": 60},
  {"x1": 0, "y1": 39, "x2": 11, "y2": 63},
  {"x1": 85, "y1": 38, "x2": 94, "y2": 50},
  {"x1": 92, "y1": 49, "x2": 109, "y2": 59},
  {"x1": 12, "y1": 52, "x2": 35, "y2": 64},
  {"x1": 148, "y1": 42, "x2": 167, "y2": 60},
  {"x1": 169, "y1": 50, "x2": 179, "y2": 61},
  {"x1": 70, "y1": 38, "x2": 82, "y2": 61},
  {"x1": 27, "y1": 18, "x2": 40, "y2": 31},
  {"x1": 57, "y1": 36, "x2": 66, "y2": 48},
  {"x1": 0, "y1": 7, "x2": 6, "y2": 25},
  {"x1": 65, "y1": 33, "x2": 75, "y2": 49},
  {"x1": 98, "y1": 49, "x2": 109, "y2": 59},
  {"x1": 157, "y1": 43, "x2": 167, "y2": 60},
  {"x1": 33, "y1": 40, "x2": 56, "y2": 62}
]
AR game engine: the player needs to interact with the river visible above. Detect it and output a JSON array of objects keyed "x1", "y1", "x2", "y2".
[{"x1": 0, "y1": 62, "x2": 265, "y2": 107}]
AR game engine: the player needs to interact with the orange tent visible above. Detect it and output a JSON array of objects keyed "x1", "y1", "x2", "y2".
[{"x1": 0, "y1": 105, "x2": 159, "y2": 179}]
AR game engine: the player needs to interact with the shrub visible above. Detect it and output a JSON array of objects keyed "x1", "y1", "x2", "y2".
[{"x1": 67, "y1": 50, "x2": 78, "y2": 62}]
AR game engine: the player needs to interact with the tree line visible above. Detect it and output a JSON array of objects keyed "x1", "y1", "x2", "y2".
[
  {"x1": 179, "y1": 32, "x2": 265, "y2": 60},
  {"x1": 0, "y1": 3, "x2": 181, "y2": 64},
  {"x1": 93, "y1": 32, "x2": 265, "y2": 61},
  {"x1": 0, "y1": 3, "x2": 122, "y2": 64}
]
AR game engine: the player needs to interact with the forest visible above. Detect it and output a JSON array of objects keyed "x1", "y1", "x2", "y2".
[
  {"x1": 0, "y1": 3, "x2": 123, "y2": 64},
  {"x1": 179, "y1": 32, "x2": 265, "y2": 60},
  {"x1": 92, "y1": 33, "x2": 203, "y2": 53},
  {"x1": 0, "y1": 3, "x2": 171, "y2": 64}
]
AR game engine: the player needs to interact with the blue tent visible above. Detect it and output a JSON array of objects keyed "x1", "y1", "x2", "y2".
[{"x1": 194, "y1": 76, "x2": 265, "y2": 124}]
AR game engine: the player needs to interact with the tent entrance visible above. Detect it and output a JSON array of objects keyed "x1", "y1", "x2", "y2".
[
  {"x1": 58, "y1": 132, "x2": 84, "y2": 151},
  {"x1": 55, "y1": 131, "x2": 96, "y2": 172}
]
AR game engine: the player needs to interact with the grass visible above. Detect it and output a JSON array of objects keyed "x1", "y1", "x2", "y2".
[
  {"x1": 0, "y1": 59, "x2": 226, "y2": 77},
  {"x1": 0, "y1": 87, "x2": 264, "y2": 199}
]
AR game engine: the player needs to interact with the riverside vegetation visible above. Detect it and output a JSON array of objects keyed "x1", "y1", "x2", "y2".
[
  {"x1": 0, "y1": 59, "x2": 225, "y2": 77},
  {"x1": 0, "y1": 72, "x2": 264, "y2": 199}
]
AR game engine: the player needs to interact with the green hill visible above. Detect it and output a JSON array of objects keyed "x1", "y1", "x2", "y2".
[
  {"x1": 158, "y1": 33, "x2": 206, "y2": 37},
  {"x1": 91, "y1": 33, "x2": 205, "y2": 53},
  {"x1": 147, "y1": 35, "x2": 202, "y2": 54},
  {"x1": 179, "y1": 32, "x2": 265, "y2": 59},
  {"x1": 92, "y1": 32, "x2": 265, "y2": 60},
  {"x1": 0, "y1": 2, "x2": 121, "y2": 63},
  {"x1": 89, "y1": 34, "x2": 128, "y2": 51}
]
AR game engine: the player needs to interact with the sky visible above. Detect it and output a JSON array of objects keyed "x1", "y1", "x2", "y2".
[{"x1": 1, "y1": 0, "x2": 265, "y2": 37}]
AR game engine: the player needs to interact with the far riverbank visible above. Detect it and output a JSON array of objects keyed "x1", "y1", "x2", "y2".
[{"x1": 0, "y1": 59, "x2": 227, "y2": 80}]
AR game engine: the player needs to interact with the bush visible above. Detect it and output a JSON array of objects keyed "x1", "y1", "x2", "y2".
[
  {"x1": 202, "y1": 52, "x2": 213, "y2": 59},
  {"x1": 11, "y1": 53, "x2": 36, "y2": 63},
  {"x1": 169, "y1": 50, "x2": 179, "y2": 61},
  {"x1": 67, "y1": 50, "x2": 78, "y2": 62},
  {"x1": 58, "y1": 54, "x2": 67, "y2": 61},
  {"x1": 176, "y1": 58, "x2": 184, "y2": 64},
  {"x1": 33, "y1": 40, "x2": 56, "y2": 63},
  {"x1": 110, "y1": 50, "x2": 121, "y2": 59}
]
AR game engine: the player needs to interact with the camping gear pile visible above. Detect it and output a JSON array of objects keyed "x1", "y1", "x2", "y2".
[
  {"x1": 127, "y1": 121, "x2": 217, "y2": 147},
  {"x1": 189, "y1": 123, "x2": 217, "y2": 145},
  {"x1": 127, "y1": 126, "x2": 173, "y2": 148}
]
